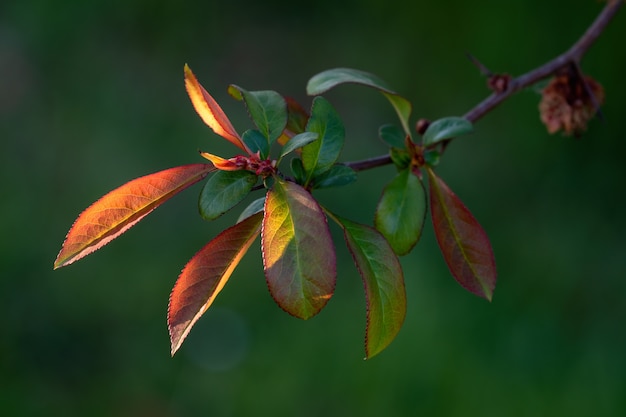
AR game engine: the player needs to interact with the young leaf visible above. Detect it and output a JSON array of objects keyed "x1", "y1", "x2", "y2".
[
  {"x1": 331, "y1": 214, "x2": 406, "y2": 359},
  {"x1": 184, "y1": 65, "x2": 247, "y2": 152},
  {"x1": 242, "y1": 129, "x2": 270, "y2": 159},
  {"x1": 422, "y1": 117, "x2": 473, "y2": 147},
  {"x1": 199, "y1": 170, "x2": 258, "y2": 220},
  {"x1": 168, "y1": 212, "x2": 263, "y2": 356},
  {"x1": 375, "y1": 168, "x2": 426, "y2": 255},
  {"x1": 310, "y1": 164, "x2": 357, "y2": 189},
  {"x1": 54, "y1": 164, "x2": 215, "y2": 269},
  {"x1": 262, "y1": 179, "x2": 336, "y2": 319},
  {"x1": 379, "y1": 124, "x2": 406, "y2": 149},
  {"x1": 237, "y1": 197, "x2": 265, "y2": 223},
  {"x1": 302, "y1": 97, "x2": 345, "y2": 184},
  {"x1": 277, "y1": 97, "x2": 310, "y2": 146},
  {"x1": 427, "y1": 167, "x2": 496, "y2": 300},
  {"x1": 290, "y1": 158, "x2": 306, "y2": 184},
  {"x1": 280, "y1": 132, "x2": 319, "y2": 158},
  {"x1": 307, "y1": 67, "x2": 412, "y2": 136},
  {"x1": 228, "y1": 85, "x2": 288, "y2": 143}
]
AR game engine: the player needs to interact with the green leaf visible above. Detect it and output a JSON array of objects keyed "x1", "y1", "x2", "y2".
[
  {"x1": 311, "y1": 164, "x2": 357, "y2": 189},
  {"x1": 331, "y1": 214, "x2": 406, "y2": 359},
  {"x1": 241, "y1": 129, "x2": 270, "y2": 159},
  {"x1": 307, "y1": 68, "x2": 412, "y2": 136},
  {"x1": 389, "y1": 148, "x2": 411, "y2": 169},
  {"x1": 290, "y1": 158, "x2": 306, "y2": 184},
  {"x1": 375, "y1": 168, "x2": 426, "y2": 255},
  {"x1": 228, "y1": 85, "x2": 288, "y2": 143},
  {"x1": 168, "y1": 212, "x2": 262, "y2": 356},
  {"x1": 237, "y1": 197, "x2": 265, "y2": 223},
  {"x1": 379, "y1": 124, "x2": 406, "y2": 149},
  {"x1": 422, "y1": 117, "x2": 473, "y2": 147},
  {"x1": 280, "y1": 132, "x2": 319, "y2": 158},
  {"x1": 262, "y1": 179, "x2": 336, "y2": 319},
  {"x1": 54, "y1": 164, "x2": 215, "y2": 269},
  {"x1": 199, "y1": 170, "x2": 258, "y2": 220},
  {"x1": 427, "y1": 167, "x2": 496, "y2": 300},
  {"x1": 302, "y1": 96, "x2": 345, "y2": 184}
]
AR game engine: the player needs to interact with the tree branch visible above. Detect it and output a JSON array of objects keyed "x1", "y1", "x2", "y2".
[{"x1": 344, "y1": 1, "x2": 622, "y2": 172}]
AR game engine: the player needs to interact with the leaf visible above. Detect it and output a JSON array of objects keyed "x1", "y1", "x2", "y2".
[
  {"x1": 290, "y1": 158, "x2": 306, "y2": 184},
  {"x1": 168, "y1": 212, "x2": 263, "y2": 356},
  {"x1": 277, "y1": 97, "x2": 310, "y2": 146},
  {"x1": 375, "y1": 168, "x2": 426, "y2": 255},
  {"x1": 422, "y1": 117, "x2": 473, "y2": 147},
  {"x1": 184, "y1": 65, "x2": 246, "y2": 152},
  {"x1": 54, "y1": 164, "x2": 215, "y2": 269},
  {"x1": 242, "y1": 129, "x2": 270, "y2": 159},
  {"x1": 228, "y1": 85, "x2": 287, "y2": 143},
  {"x1": 379, "y1": 124, "x2": 406, "y2": 149},
  {"x1": 237, "y1": 197, "x2": 265, "y2": 223},
  {"x1": 307, "y1": 67, "x2": 412, "y2": 136},
  {"x1": 280, "y1": 132, "x2": 319, "y2": 158},
  {"x1": 199, "y1": 170, "x2": 258, "y2": 220},
  {"x1": 199, "y1": 151, "x2": 240, "y2": 171},
  {"x1": 302, "y1": 97, "x2": 345, "y2": 184},
  {"x1": 262, "y1": 179, "x2": 336, "y2": 319},
  {"x1": 310, "y1": 164, "x2": 357, "y2": 189},
  {"x1": 427, "y1": 167, "x2": 496, "y2": 300},
  {"x1": 331, "y1": 214, "x2": 406, "y2": 359}
]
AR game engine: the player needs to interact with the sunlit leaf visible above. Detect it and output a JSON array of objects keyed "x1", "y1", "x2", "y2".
[
  {"x1": 302, "y1": 97, "x2": 345, "y2": 184},
  {"x1": 310, "y1": 164, "x2": 357, "y2": 189},
  {"x1": 228, "y1": 85, "x2": 287, "y2": 143},
  {"x1": 242, "y1": 129, "x2": 270, "y2": 159},
  {"x1": 199, "y1": 152, "x2": 240, "y2": 171},
  {"x1": 379, "y1": 124, "x2": 406, "y2": 149},
  {"x1": 262, "y1": 179, "x2": 336, "y2": 319},
  {"x1": 331, "y1": 214, "x2": 406, "y2": 359},
  {"x1": 277, "y1": 97, "x2": 310, "y2": 146},
  {"x1": 375, "y1": 168, "x2": 426, "y2": 255},
  {"x1": 427, "y1": 167, "x2": 496, "y2": 300},
  {"x1": 307, "y1": 67, "x2": 412, "y2": 136},
  {"x1": 184, "y1": 65, "x2": 246, "y2": 152},
  {"x1": 422, "y1": 117, "x2": 473, "y2": 147},
  {"x1": 199, "y1": 170, "x2": 258, "y2": 220},
  {"x1": 280, "y1": 132, "x2": 319, "y2": 158},
  {"x1": 168, "y1": 212, "x2": 263, "y2": 356},
  {"x1": 237, "y1": 197, "x2": 265, "y2": 223},
  {"x1": 54, "y1": 164, "x2": 215, "y2": 269}
]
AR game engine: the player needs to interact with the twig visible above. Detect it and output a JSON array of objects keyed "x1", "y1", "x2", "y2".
[{"x1": 344, "y1": 1, "x2": 622, "y2": 172}]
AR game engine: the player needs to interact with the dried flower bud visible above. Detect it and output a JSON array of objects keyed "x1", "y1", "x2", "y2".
[
  {"x1": 539, "y1": 73, "x2": 604, "y2": 136},
  {"x1": 416, "y1": 118, "x2": 430, "y2": 135}
]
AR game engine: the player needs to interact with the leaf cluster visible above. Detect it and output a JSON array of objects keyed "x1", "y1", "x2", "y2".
[{"x1": 55, "y1": 66, "x2": 496, "y2": 359}]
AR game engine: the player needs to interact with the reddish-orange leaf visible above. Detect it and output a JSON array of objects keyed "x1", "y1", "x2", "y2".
[
  {"x1": 199, "y1": 151, "x2": 241, "y2": 171},
  {"x1": 54, "y1": 164, "x2": 215, "y2": 269},
  {"x1": 427, "y1": 167, "x2": 496, "y2": 300},
  {"x1": 184, "y1": 64, "x2": 247, "y2": 152},
  {"x1": 168, "y1": 212, "x2": 263, "y2": 356}
]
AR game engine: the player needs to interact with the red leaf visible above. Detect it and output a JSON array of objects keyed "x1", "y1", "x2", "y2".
[
  {"x1": 168, "y1": 212, "x2": 262, "y2": 356},
  {"x1": 54, "y1": 164, "x2": 215, "y2": 269},
  {"x1": 184, "y1": 64, "x2": 247, "y2": 152},
  {"x1": 262, "y1": 179, "x2": 336, "y2": 319},
  {"x1": 427, "y1": 168, "x2": 497, "y2": 300}
]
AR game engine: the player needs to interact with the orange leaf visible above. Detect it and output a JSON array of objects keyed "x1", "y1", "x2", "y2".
[
  {"x1": 184, "y1": 64, "x2": 247, "y2": 152},
  {"x1": 199, "y1": 151, "x2": 241, "y2": 171},
  {"x1": 54, "y1": 164, "x2": 215, "y2": 269},
  {"x1": 168, "y1": 212, "x2": 263, "y2": 356}
]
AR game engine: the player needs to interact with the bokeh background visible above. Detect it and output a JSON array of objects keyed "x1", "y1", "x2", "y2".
[{"x1": 2, "y1": 0, "x2": 625, "y2": 416}]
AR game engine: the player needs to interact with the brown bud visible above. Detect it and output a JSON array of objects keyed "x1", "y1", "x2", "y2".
[
  {"x1": 539, "y1": 73, "x2": 604, "y2": 136},
  {"x1": 416, "y1": 118, "x2": 430, "y2": 135},
  {"x1": 487, "y1": 74, "x2": 511, "y2": 93}
]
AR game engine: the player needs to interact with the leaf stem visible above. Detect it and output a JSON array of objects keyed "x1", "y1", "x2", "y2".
[{"x1": 342, "y1": 1, "x2": 622, "y2": 171}]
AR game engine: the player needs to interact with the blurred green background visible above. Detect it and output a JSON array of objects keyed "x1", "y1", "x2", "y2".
[{"x1": 2, "y1": 0, "x2": 625, "y2": 416}]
